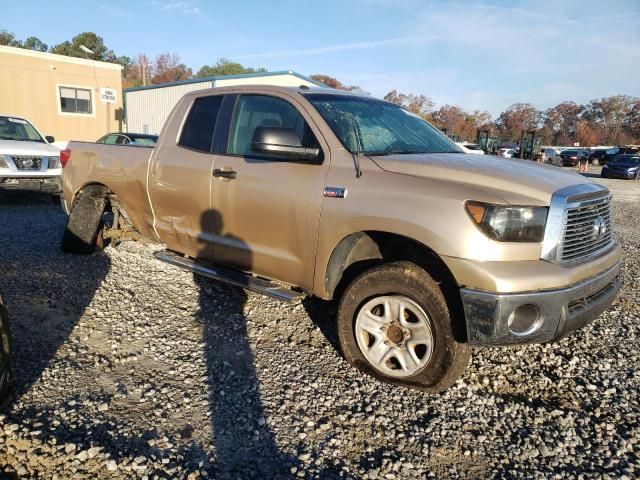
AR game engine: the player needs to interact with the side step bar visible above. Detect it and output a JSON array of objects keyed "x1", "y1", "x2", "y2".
[{"x1": 154, "y1": 250, "x2": 306, "y2": 303}]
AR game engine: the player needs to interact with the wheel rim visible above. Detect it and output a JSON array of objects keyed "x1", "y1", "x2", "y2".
[{"x1": 354, "y1": 295, "x2": 434, "y2": 378}]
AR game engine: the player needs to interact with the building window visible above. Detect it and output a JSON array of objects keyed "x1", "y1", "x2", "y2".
[{"x1": 59, "y1": 86, "x2": 93, "y2": 114}]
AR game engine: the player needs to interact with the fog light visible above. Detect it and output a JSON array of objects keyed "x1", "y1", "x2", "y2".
[{"x1": 508, "y1": 304, "x2": 542, "y2": 336}]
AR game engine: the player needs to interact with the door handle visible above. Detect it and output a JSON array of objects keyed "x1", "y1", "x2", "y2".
[{"x1": 212, "y1": 169, "x2": 237, "y2": 180}]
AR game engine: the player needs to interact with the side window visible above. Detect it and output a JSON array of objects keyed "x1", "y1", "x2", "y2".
[
  {"x1": 116, "y1": 136, "x2": 128, "y2": 144},
  {"x1": 179, "y1": 95, "x2": 223, "y2": 153},
  {"x1": 103, "y1": 135, "x2": 119, "y2": 145},
  {"x1": 59, "y1": 86, "x2": 92, "y2": 114},
  {"x1": 227, "y1": 95, "x2": 320, "y2": 158}
]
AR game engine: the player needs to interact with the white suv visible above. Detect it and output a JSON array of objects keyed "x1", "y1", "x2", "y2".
[{"x1": 0, "y1": 115, "x2": 62, "y2": 194}]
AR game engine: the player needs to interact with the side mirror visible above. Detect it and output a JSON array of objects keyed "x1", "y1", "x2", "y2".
[
  {"x1": 45, "y1": 135, "x2": 55, "y2": 143},
  {"x1": 251, "y1": 126, "x2": 320, "y2": 162}
]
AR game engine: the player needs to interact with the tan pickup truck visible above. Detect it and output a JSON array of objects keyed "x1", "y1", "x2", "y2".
[{"x1": 60, "y1": 85, "x2": 622, "y2": 391}]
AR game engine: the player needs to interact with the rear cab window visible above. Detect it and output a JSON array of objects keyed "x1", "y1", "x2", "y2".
[{"x1": 179, "y1": 95, "x2": 224, "y2": 153}]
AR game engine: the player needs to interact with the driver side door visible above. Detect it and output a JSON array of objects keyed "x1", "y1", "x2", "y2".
[{"x1": 209, "y1": 93, "x2": 330, "y2": 289}]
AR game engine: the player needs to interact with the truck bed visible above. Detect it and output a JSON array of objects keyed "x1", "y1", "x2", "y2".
[{"x1": 61, "y1": 142, "x2": 157, "y2": 240}]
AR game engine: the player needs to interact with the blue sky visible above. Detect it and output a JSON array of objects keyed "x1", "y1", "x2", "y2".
[{"x1": 4, "y1": 0, "x2": 640, "y2": 116}]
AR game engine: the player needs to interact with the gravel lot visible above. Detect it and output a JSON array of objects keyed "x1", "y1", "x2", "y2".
[{"x1": 0, "y1": 174, "x2": 638, "y2": 479}]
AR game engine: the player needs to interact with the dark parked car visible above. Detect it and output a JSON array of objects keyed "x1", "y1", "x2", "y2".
[
  {"x1": 601, "y1": 154, "x2": 640, "y2": 179},
  {"x1": 604, "y1": 146, "x2": 640, "y2": 164},
  {"x1": 588, "y1": 150, "x2": 608, "y2": 166},
  {"x1": 560, "y1": 149, "x2": 589, "y2": 167},
  {"x1": 0, "y1": 292, "x2": 10, "y2": 406},
  {"x1": 97, "y1": 133, "x2": 158, "y2": 146}
]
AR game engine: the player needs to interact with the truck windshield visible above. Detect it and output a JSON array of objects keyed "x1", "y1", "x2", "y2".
[
  {"x1": 0, "y1": 116, "x2": 44, "y2": 143},
  {"x1": 304, "y1": 94, "x2": 461, "y2": 156}
]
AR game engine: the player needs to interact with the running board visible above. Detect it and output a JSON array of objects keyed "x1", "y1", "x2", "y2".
[{"x1": 154, "y1": 250, "x2": 306, "y2": 303}]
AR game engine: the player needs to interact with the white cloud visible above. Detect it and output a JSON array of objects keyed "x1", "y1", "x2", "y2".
[
  {"x1": 98, "y1": 4, "x2": 131, "y2": 18},
  {"x1": 150, "y1": 0, "x2": 203, "y2": 17},
  {"x1": 233, "y1": 34, "x2": 440, "y2": 60}
]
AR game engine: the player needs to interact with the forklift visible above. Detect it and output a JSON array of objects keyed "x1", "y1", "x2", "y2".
[
  {"x1": 518, "y1": 129, "x2": 541, "y2": 160},
  {"x1": 476, "y1": 129, "x2": 499, "y2": 154}
]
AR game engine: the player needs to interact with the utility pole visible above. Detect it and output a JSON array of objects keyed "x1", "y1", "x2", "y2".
[{"x1": 142, "y1": 61, "x2": 147, "y2": 86}]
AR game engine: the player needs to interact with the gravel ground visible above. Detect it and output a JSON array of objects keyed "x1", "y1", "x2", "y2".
[{"x1": 0, "y1": 189, "x2": 638, "y2": 479}]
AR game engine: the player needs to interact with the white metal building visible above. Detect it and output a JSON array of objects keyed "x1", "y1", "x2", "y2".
[{"x1": 124, "y1": 71, "x2": 323, "y2": 134}]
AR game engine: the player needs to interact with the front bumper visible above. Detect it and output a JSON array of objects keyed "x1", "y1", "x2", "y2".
[
  {"x1": 461, "y1": 260, "x2": 622, "y2": 345},
  {"x1": 0, "y1": 176, "x2": 62, "y2": 194}
]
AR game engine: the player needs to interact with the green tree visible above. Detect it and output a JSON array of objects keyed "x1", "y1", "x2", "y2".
[
  {"x1": 50, "y1": 32, "x2": 116, "y2": 62},
  {"x1": 22, "y1": 36, "x2": 48, "y2": 51},
  {"x1": 0, "y1": 29, "x2": 21, "y2": 47},
  {"x1": 196, "y1": 58, "x2": 266, "y2": 77}
]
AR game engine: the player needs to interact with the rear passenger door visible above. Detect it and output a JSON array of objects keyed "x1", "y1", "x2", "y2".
[
  {"x1": 148, "y1": 94, "x2": 224, "y2": 258},
  {"x1": 209, "y1": 93, "x2": 330, "y2": 289}
]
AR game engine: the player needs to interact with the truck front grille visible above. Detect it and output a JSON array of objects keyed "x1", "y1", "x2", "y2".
[
  {"x1": 561, "y1": 193, "x2": 614, "y2": 263},
  {"x1": 12, "y1": 155, "x2": 42, "y2": 170}
]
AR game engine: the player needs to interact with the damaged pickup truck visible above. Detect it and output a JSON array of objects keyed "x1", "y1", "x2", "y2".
[{"x1": 60, "y1": 85, "x2": 622, "y2": 392}]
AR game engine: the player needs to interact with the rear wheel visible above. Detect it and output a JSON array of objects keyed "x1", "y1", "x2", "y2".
[
  {"x1": 337, "y1": 261, "x2": 470, "y2": 392},
  {"x1": 0, "y1": 296, "x2": 11, "y2": 408},
  {"x1": 61, "y1": 187, "x2": 108, "y2": 254}
]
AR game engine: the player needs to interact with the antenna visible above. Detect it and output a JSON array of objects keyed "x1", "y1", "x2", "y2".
[{"x1": 350, "y1": 114, "x2": 363, "y2": 178}]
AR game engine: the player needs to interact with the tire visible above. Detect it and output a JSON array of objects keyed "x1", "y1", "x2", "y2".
[
  {"x1": 337, "y1": 261, "x2": 470, "y2": 392},
  {"x1": 0, "y1": 296, "x2": 11, "y2": 408},
  {"x1": 60, "y1": 187, "x2": 108, "y2": 254}
]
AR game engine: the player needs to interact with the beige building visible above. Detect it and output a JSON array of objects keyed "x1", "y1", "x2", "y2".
[{"x1": 0, "y1": 45, "x2": 123, "y2": 142}]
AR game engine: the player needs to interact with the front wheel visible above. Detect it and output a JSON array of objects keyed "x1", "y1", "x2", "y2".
[{"x1": 337, "y1": 262, "x2": 470, "y2": 392}]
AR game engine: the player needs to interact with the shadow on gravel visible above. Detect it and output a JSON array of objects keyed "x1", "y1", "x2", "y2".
[
  {"x1": 0, "y1": 193, "x2": 110, "y2": 400},
  {"x1": 1, "y1": 197, "x2": 298, "y2": 477},
  {"x1": 193, "y1": 209, "x2": 298, "y2": 478}
]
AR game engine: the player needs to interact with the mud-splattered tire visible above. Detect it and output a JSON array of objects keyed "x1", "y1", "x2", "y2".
[
  {"x1": 60, "y1": 187, "x2": 107, "y2": 254},
  {"x1": 0, "y1": 294, "x2": 11, "y2": 409},
  {"x1": 337, "y1": 261, "x2": 470, "y2": 392}
]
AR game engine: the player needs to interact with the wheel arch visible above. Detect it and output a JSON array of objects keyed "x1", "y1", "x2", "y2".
[{"x1": 323, "y1": 230, "x2": 467, "y2": 342}]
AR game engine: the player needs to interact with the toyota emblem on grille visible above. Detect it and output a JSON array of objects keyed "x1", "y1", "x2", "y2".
[
  {"x1": 22, "y1": 158, "x2": 34, "y2": 168},
  {"x1": 593, "y1": 216, "x2": 607, "y2": 240}
]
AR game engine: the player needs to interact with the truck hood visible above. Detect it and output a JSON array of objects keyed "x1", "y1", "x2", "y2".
[
  {"x1": 0, "y1": 140, "x2": 61, "y2": 157},
  {"x1": 369, "y1": 152, "x2": 597, "y2": 205}
]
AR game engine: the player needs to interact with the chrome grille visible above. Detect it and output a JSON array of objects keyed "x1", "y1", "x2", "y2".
[
  {"x1": 561, "y1": 194, "x2": 613, "y2": 263},
  {"x1": 12, "y1": 155, "x2": 42, "y2": 170}
]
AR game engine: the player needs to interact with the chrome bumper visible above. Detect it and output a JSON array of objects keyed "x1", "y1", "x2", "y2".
[
  {"x1": 461, "y1": 260, "x2": 622, "y2": 345},
  {"x1": 0, "y1": 176, "x2": 62, "y2": 194}
]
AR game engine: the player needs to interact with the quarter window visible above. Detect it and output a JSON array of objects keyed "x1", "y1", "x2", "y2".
[
  {"x1": 179, "y1": 95, "x2": 223, "y2": 153},
  {"x1": 59, "y1": 86, "x2": 92, "y2": 114},
  {"x1": 227, "y1": 95, "x2": 320, "y2": 158}
]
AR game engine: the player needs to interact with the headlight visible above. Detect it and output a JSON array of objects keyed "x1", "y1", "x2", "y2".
[
  {"x1": 48, "y1": 156, "x2": 61, "y2": 168},
  {"x1": 465, "y1": 201, "x2": 548, "y2": 242},
  {"x1": 0, "y1": 156, "x2": 7, "y2": 169}
]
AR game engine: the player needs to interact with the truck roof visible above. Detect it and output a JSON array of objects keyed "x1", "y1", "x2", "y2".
[{"x1": 180, "y1": 84, "x2": 369, "y2": 99}]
